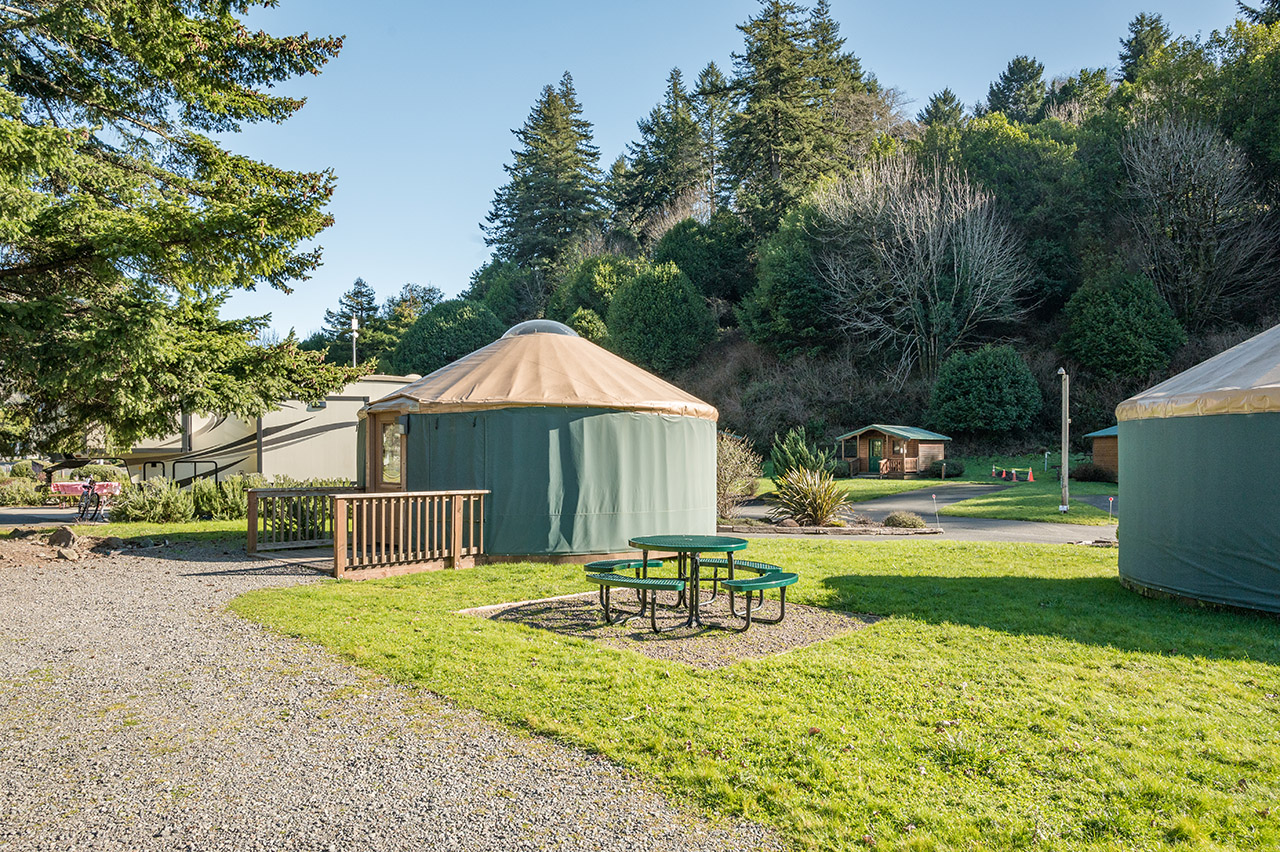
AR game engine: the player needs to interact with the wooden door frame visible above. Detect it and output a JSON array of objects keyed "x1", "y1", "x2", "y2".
[{"x1": 368, "y1": 413, "x2": 406, "y2": 493}]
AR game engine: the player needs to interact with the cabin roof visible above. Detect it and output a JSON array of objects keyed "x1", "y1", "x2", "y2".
[
  {"x1": 1084, "y1": 425, "x2": 1118, "y2": 438},
  {"x1": 834, "y1": 424, "x2": 952, "y2": 442}
]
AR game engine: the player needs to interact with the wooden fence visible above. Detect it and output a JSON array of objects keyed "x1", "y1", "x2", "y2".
[
  {"x1": 333, "y1": 490, "x2": 489, "y2": 579},
  {"x1": 247, "y1": 488, "x2": 489, "y2": 579}
]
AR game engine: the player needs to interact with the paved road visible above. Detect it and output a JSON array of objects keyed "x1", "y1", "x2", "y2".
[
  {"x1": 737, "y1": 482, "x2": 1117, "y2": 544},
  {"x1": 0, "y1": 506, "x2": 86, "y2": 528}
]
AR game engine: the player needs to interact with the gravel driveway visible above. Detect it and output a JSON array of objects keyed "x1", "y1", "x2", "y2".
[{"x1": 0, "y1": 540, "x2": 779, "y2": 851}]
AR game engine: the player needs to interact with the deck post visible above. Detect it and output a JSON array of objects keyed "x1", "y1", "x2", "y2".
[
  {"x1": 333, "y1": 496, "x2": 348, "y2": 579},
  {"x1": 449, "y1": 495, "x2": 464, "y2": 569},
  {"x1": 246, "y1": 491, "x2": 259, "y2": 555}
]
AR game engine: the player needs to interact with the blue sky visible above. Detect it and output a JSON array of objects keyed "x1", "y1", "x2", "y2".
[{"x1": 222, "y1": 0, "x2": 1240, "y2": 337}]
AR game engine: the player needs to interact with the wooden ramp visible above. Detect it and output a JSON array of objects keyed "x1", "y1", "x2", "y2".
[{"x1": 249, "y1": 546, "x2": 334, "y2": 573}]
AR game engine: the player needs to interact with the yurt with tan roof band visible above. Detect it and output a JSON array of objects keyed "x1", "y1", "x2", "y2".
[
  {"x1": 1117, "y1": 322, "x2": 1280, "y2": 613},
  {"x1": 356, "y1": 320, "x2": 717, "y2": 559}
]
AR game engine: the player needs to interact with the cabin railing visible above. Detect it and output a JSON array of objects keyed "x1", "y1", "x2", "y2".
[
  {"x1": 333, "y1": 490, "x2": 489, "y2": 579},
  {"x1": 247, "y1": 487, "x2": 362, "y2": 553}
]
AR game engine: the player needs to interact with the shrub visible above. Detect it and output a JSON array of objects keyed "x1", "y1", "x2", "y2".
[
  {"x1": 606, "y1": 261, "x2": 716, "y2": 374},
  {"x1": 652, "y1": 212, "x2": 754, "y2": 302},
  {"x1": 770, "y1": 426, "x2": 835, "y2": 478},
  {"x1": 930, "y1": 345, "x2": 1041, "y2": 436},
  {"x1": 769, "y1": 468, "x2": 851, "y2": 526},
  {"x1": 191, "y1": 474, "x2": 259, "y2": 520},
  {"x1": 883, "y1": 510, "x2": 927, "y2": 528},
  {"x1": 9, "y1": 460, "x2": 36, "y2": 479},
  {"x1": 1071, "y1": 462, "x2": 1117, "y2": 483},
  {"x1": 716, "y1": 432, "x2": 763, "y2": 519},
  {"x1": 551, "y1": 254, "x2": 641, "y2": 322},
  {"x1": 77, "y1": 464, "x2": 129, "y2": 483},
  {"x1": 1057, "y1": 266, "x2": 1186, "y2": 377},
  {"x1": 0, "y1": 479, "x2": 42, "y2": 506},
  {"x1": 832, "y1": 460, "x2": 852, "y2": 478},
  {"x1": 389, "y1": 299, "x2": 506, "y2": 376},
  {"x1": 109, "y1": 478, "x2": 195, "y2": 523},
  {"x1": 567, "y1": 307, "x2": 607, "y2": 343},
  {"x1": 923, "y1": 459, "x2": 966, "y2": 479}
]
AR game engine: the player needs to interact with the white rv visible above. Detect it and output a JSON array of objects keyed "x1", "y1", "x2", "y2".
[{"x1": 117, "y1": 375, "x2": 415, "y2": 485}]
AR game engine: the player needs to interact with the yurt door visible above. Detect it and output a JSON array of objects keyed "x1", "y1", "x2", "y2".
[{"x1": 371, "y1": 415, "x2": 405, "y2": 493}]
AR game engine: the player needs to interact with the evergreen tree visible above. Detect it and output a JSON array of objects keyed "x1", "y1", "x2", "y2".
[
  {"x1": 322, "y1": 278, "x2": 381, "y2": 365},
  {"x1": 1042, "y1": 68, "x2": 1111, "y2": 121},
  {"x1": 693, "y1": 62, "x2": 735, "y2": 213},
  {"x1": 726, "y1": 0, "x2": 834, "y2": 236},
  {"x1": 1118, "y1": 13, "x2": 1171, "y2": 83},
  {"x1": 917, "y1": 89, "x2": 965, "y2": 126},
  {"x1": 0, "y1": 1, "x2": 354, "y2": 453},
  {"x1": 986, "y1": 55, "x2": 1046, "y2": 123},
  {"x1": 807, "y1": 0, "x2": 868, "y2": 168},
  {"x1": 619, "y1": 68, "x2": 708, "y2": 244},
  {"x1": 1238, "y1": 1, "x2": 1280, "y2": 25},
  {"x1": 482, "y1": 72, "x2": 602, "y2": 278}
]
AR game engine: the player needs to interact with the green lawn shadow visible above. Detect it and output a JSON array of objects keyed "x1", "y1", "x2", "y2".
[{"x1": 819, "y1": 571, "x2": 1280, "y2": 666}]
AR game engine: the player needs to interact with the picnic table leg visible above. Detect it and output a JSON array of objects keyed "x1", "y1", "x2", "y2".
[{"x1": 687, "y1": 554, "x2": 701, "y2": 628}]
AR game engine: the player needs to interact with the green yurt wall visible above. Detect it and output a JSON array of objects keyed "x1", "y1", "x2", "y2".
[{"x1": 1117, "y1": 324, "x2": 1280, "y2": 613}]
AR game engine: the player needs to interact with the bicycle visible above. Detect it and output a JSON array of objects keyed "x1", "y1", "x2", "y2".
[{"x1": 76, "y1": 477, "x2": 102, "y2": 522}]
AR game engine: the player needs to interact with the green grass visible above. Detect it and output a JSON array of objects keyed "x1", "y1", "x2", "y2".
[
  {"x1": 77, "y1": 519, "x2": 246, "y2": 543},
  {"x1": 941, "y1": 479, "x2": 1117, "y2": 526},
  {"x1": 232, "y1": 539, "x2": 1280, "y2": 852}
]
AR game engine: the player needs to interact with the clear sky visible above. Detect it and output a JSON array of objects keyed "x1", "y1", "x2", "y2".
[{"x1": 222, "y1": 0, "x2": 1241, "y2": 337}]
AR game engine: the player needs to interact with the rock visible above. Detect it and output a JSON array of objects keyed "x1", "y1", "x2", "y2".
[
  {"x1": 134, "y1": 537, "x2": 155, "y2": 549},
  {"x1": 48, "y1": 526, "x2": 78, "y2": 549},
  {"x1": 9, "y1": 527, "x2": 38, "y2": 539},
  {"x1": 778, "y1": 518, "x2": 800, "y2": 528},
  {"x1": 56, "y1": 547, "x2": 80, "y2": 561}
]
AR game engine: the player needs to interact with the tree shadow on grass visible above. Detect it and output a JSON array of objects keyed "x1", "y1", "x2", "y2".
[{"x1": 819, "y1": 572, "x2": 1280, "y2": 665}]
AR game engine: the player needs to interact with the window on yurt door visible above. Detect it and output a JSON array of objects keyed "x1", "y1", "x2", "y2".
[{"x1": 375, "y1": 416, "x2": 404, "y2": 491}]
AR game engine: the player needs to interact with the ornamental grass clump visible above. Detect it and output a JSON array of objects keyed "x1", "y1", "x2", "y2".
[
  {"x1": 770, "y1": 467, "x2": 851, "y2": 526},
  {"x1": 110, "y1": 478, "x2": 195, "y2": 523},
  {"x1": 883, "y1": 510, "x2": 927, "y2": 528}
]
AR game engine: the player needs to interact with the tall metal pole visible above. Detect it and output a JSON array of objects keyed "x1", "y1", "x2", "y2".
[
  {"x1": 351, "y1": 315, "x2": 359, "y2": 366},
  {"x1": 1058, "y1": 368, "x2": 1070, "y2": 512}
]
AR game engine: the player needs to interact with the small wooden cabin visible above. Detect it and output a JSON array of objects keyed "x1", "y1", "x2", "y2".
[
  {"x1": 1084, "y1": 425, "x2": 1118, "y2": 479},
  {"x1": 835, "y1": 425, "x2": 951, "y2": 478}
]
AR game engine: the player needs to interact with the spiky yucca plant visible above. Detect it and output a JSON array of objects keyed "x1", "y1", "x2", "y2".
[{"x1": 769, "y1": 467, "x2": 851, "y2": 526}]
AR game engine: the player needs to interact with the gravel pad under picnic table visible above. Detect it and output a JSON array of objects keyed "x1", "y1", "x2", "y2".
[{"x1": 0, "y1": 538, "x2": 779, "y2": 852}]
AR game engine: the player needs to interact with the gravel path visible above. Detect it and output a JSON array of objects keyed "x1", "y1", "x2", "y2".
[{"x1": 0, "y1": 540, "x2": 781, "y2": 851}]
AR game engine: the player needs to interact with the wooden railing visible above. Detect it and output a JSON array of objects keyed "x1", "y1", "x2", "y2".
[
  {"x1": 333, "y1": 490, "x2": 489, "y2": 579},
  {"x1": 247, "y1": 487, "x2": 361, "y2": 553}
]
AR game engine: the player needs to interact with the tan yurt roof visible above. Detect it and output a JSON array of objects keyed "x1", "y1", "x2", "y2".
[
  {"x1": 364, "y1": 322, "x2": 718, "y2": 421},
  {"x1": 1116, "y1": 323, "x2": 1280, "y2": 422}
]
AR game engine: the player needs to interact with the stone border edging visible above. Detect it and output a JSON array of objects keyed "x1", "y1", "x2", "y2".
[{"x1": 717, "y1": 524, "x2": 942, "y2": 536}]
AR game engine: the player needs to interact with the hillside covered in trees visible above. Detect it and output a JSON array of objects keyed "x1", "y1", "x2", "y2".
[{"x1": 310, "y1": 0, "x2": 1280, "y2": 453}]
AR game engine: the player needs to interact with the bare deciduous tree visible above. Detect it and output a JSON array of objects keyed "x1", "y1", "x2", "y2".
[
  {"x1": 1123, "y1": 116, "x2": 1278, "y2": 330},
  {"x1": 809, "y1": 156, "x2": 1031, "y2": 383}
]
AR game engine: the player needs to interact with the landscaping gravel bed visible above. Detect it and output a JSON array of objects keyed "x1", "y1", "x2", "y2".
[
  {"x1": 0, "y1": 536, "x2": 781, "y2": 851},
  {"x1": 483, "y1": 591, "x2": 880, "y2": 670}
]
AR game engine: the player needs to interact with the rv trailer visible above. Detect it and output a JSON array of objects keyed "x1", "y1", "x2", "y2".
[{"x1": 117, "y1": 375, "x2": 415, "y2": 485}]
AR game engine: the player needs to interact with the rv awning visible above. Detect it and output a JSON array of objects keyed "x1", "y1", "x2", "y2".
[
  {"x1": 364, "y1": 329, "x2": 718, "y2": 421},
  {"x1": 1116, "y1": 323, "x2": 1280, "y2": 422}
]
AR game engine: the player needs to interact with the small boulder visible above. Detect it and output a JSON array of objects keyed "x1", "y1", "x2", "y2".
[
  {"x1": 133, "y1": 537, "x2": 154, "y2": 549},
  {"x1": 48, "y1": 526, "x2": 78, "y2": 549},
  {"x1": 778, "y1": 518, "x2": 800, "y2": 528},
  {"x1": 56, "y1": 547, "x2": 80, "y2": 561}
]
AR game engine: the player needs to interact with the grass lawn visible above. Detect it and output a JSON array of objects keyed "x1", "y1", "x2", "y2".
[
  {"x1": 941, "y1": 479, "x2": 1118, "y2": 526},
  {"x1": 75, "y1": 519, "x2": 246, "y2": 543},
  {"x1": 232, "y1": 539, "x2": 1279, "y2": 851}
]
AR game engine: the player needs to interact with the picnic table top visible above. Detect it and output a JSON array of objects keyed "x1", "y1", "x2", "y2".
[{"x1": 627, "y1": 534, "x2": 748, "y2": 553}]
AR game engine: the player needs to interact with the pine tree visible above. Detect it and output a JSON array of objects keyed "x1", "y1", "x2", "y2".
[
  {"x1": 1237, "y1": 1, "x2": 1280, "y2": 25},
  {"x1": 1118, "y1": 13, "x2": 1171, "y2": 83},
  {"x1": 917, "y1": 89, "x2": 965, "y2": 126},
  {"x1": 322, "y1": 278, "x2": 380, "y2": 365},
  {"x1": 620, "y1": 68, "x2": 709, "y2": 243},
  {"x1": 986, "y1": 56, "x2": 1046, "y2": 123},
  {"x1": 726, "y1": 0, "x2": 835, "y2": 236},
  {"x1": 806, "y1": 0, "x2": 867, "y2": 169},
  {"x1": 693, "y1": 62, "x2": 735, "y2": 214},
  {"x1": 482, "y1": 72, "x2": 602, "y2": 278}
]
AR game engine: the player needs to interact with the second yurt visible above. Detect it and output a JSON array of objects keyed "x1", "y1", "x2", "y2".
[
  {"x1": 358, "y1": 321, "x2": 717, "y2": 558},
  {"x1": 1117, "y1": 323, "x2": 1280, "y2": 613}
]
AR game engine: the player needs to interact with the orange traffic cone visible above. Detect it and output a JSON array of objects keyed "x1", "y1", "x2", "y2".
[{"x1": 1027, "y1": 468, "x2": 1035, "y2": 482}]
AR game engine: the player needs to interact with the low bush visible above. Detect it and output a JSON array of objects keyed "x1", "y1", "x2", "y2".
[
  {"x1": 0, "y1": 478, "x2": 42, "y2": 506},
  {"x1": 832, "y1": 460, "x2": 852, "y2": 478},
  {"x1": 109, "y1": 478, "x2": 195, "y2": 523},
  {"x1": 190, "y1": 474, "x2": 263, "y2": 520},
  {"x1": 770, "y1": 426, "x2": 835, "y2": 478},
  {"x1": 9, "y1": 460, "x2": 36, "y2": 479},
  {"x1": 769, "y1": 468, "x2": 851, "y2": 526},
  {"x1": 923, "y1": 459, "x2": 966, "y2": 479},
  {"x1": 1071, "y1": 462, "x2": 1117, "y2": 483},
  {"x1": 77, "y1": 464, "x2": 129, "y2": 483},
  {"x1": 716, "y1": 433, "x2": 763, "y2": 520},
  {"x1": 883, "y1": 510, "x2": 927, "y2": 528}
]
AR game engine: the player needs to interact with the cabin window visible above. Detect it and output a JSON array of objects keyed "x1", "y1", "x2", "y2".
[{"x1": 380, "y1": 422, "x2": 401, "y2": 485}]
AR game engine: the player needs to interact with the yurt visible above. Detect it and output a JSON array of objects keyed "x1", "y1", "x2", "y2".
[
  {"x1": 357, "y1": 320, "x2": 718, "y2": 559},
  {"x1": 1116, "y1": 323, "x2": 1280, "y2": 613}
]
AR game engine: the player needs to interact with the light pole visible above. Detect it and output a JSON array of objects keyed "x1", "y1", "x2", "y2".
[
  {"x1": 351, "y1": 315, "x2": 359, "y2": 366},
  {"x1": 1058, "y1": 367, "x2": 1070, "y2": 513}
]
